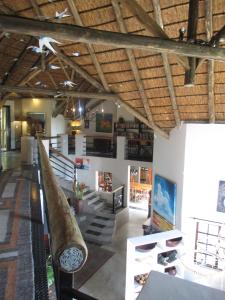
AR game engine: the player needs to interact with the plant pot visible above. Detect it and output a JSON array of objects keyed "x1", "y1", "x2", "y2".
[{"x1": 74, "y1": 199, "x2": 84, "y2": 215}]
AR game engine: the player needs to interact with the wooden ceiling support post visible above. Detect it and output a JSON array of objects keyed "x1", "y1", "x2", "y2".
[
  {"x1": 205, "y1": 0, "x2": 215, "y2": 123},
  {"x1": 122, "y1": 0, "x2": 189, "y2": 70},
  {"x1": 184, "y1": 0, "x2": 199, "y2": 86}
]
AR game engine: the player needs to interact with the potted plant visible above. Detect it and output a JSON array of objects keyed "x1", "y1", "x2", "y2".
[{"x1": 72, "y1": 181, "x2": 86, "y2": 214}]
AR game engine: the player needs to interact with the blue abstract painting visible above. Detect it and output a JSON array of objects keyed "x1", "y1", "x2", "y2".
[{"x1": 152, "y1": 175, "x2": 176, "y2": 230}]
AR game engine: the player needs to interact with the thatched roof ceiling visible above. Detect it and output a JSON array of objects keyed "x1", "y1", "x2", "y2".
[{"x1": 0, "y1": 0, "x2": 224, "y2": 136}]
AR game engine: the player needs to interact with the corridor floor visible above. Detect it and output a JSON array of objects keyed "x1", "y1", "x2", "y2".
[{"x1": 0, "y1": 167, "x2": 35, "y2": 300}]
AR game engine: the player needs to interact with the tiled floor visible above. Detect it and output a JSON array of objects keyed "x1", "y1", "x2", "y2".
[{"x1": 80, "y1": 208, "x2": 148, "y2": 300}]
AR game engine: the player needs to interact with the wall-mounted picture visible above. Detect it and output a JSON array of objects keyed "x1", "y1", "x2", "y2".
[
  {"x1": 75, "y1": 158, "x2": 90, "y2": 170},
  {"x1": 96, "y1": 113, "x2": 112, "y2": 133},
  {"x1": 27, "y1": 112, "x2": 45, "y2": 136},
  {"x1": 152, "y1": 175, "x2": 176, "y2": 231},
  {"x1": 217, "y1": 180, "x2": 225, "y2": 213}
]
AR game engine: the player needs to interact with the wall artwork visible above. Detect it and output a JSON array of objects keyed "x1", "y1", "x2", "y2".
[
  {"x1": 152, "y1": 175, "x2": 176, "y2": 231},
  {"x1": 96, "y1": 113, "x2": 112, "y2": 133},
  {"x1": 27, "y1": 112, "x2": 45, "y2": 136},
  {"x1": 75, "y1": 158, "x2": 90, "y2": 170},
  {"x1": 217, "y1": 181, "x2": 225, "y2": 213}
]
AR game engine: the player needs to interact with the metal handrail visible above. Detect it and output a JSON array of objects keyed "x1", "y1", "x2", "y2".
[
  {"x1": 50, "y1": 154, "x2": 74, "y2": 171},
  {"x1": 50, "y1": 147, "x2": 76, "y2": 167}
]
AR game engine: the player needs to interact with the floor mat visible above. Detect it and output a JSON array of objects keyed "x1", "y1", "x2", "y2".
[{"x1": 73, "y1": 243, "x2": 114, "y2": 290}]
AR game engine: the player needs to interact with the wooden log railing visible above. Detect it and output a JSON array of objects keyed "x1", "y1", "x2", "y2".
[{"x1": 38, "y1": 139, "x2": 88, "y2": 273}]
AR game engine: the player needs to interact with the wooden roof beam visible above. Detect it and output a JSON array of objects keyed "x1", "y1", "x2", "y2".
[
  {"x1": 152, "y1": 0, "x2": 180, "y2": 127},
  {"x1": 197, "y1": 24, "x2": 225, "y2": 70},
  {"x1": 0, "y1": 85, "x2": 118, "y2": 100},
  {"x1": 112, "y1": 0, "x2": 155, "y2": 127},
  {"x1": 121, "y1": 0, "x2": 189, "y2": 70},
  {"x1": 0, "y1": 15, "x2": 224, "y2": 61},
  {"x1": 184, "y1": 0, "x2": 199, "y2": 86},
  {"x1": 205, "y1": 0, "x2": 215, "y2": 123}
]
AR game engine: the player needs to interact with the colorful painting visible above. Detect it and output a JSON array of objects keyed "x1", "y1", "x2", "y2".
[
  {"x1": 152, "y1": 175, "x2": 176, "y2": 231},
  {"x1": 75, "y1": 158, "x2": 90, "y2": 170},
  {"x1": 217, "y1": 181, "x2": 225, "y2": 213},
  {"x1": 96, "y1": 113, "x2": 112, "y2": 133}
]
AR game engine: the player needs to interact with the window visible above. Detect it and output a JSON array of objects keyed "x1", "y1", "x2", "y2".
[{"x1": 194, "y1": 219, "x2": 225, "y2": 270}]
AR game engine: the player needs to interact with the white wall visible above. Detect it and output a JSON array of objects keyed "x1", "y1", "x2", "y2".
[
  {"x1": 182, "y1": 124, "x2": 225, "y2": 224},
  {"x1": 153, "y1": 123, "x2": 225, "y2": 250},
  {"x1": 152, "y1": 125, "x2": 187, "y2": 229},
  {"x1": 51, "y1": 114, "x2": 67, "y2": 136},
  {"x1": 21, "y1": 98, "x2": 55, "y2": 136}
]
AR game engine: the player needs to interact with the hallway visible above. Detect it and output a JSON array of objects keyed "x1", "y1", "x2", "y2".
[{"x1": 0, "y1": 151, "x2": 149, "y2": 300}]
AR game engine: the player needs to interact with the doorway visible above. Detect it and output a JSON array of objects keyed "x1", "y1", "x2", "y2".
[
  {"x1": 129, "y1": 166, "x2": 152, "y2": 216},
  {"x1": 0, "y1": 106, "x2": 11, "y2": 151}
]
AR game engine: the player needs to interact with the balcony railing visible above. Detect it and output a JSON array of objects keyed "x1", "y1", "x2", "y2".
[
  {"x1": 126, "y1": 139, "x2": 153, "y2": 162},
  {"x1": 85, "y1": 135, "x2": 116, "y2": 158}
]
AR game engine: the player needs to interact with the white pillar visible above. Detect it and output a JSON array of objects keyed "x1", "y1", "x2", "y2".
[
  {"x1": 59, "y1": 134, "x2": 68, "y2": 156},
  {"x1": 21, "y1": 136, "x2": 34, "y2": 164},
  {"x1": 117, "y1": 136, "x2": 126, "y2": 160},
  {"x1": 75, "y1": 134, "x2": 86, "y2": 156}
]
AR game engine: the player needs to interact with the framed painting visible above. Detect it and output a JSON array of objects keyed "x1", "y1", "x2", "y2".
[
  {"x1": 96, "y1": 113, "x2": 112, "y2": 133},
  {"x1": 27, "y1": 112, "x2": 45, "y2": 136},
  {"x1": 152, "y1": 175, "x2": 176, "y2": 231},
  {"x1": 217, "y1": 181, "x2": 225, "y2": 213}
]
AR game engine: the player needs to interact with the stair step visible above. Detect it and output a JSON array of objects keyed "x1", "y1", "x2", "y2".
[
  {"x1": 89, "y1": 199, "x2": 104, "y2": 210},
  {"x1": 87, "y1": 223, "x2": 115, "y2": 234},
  {"x1": 92, "y1": 217, "x2": 114, "y2": 227},
  {"x1": 83, "y1": 190, "x2": 96, "y2": 200},
  {"x1": 95, "y1": 211, "x2": 115, "y2": 220},
  {"x1": 84, "y1": 232, "x2": 113, "y2": 245},
  {"x1": 87, "y1": 195, "x2": 100, "y2": 205}
]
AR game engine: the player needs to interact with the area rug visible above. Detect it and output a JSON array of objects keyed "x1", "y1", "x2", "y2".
[{"x1": 73, "y1": 243, "x2": 114, "y2": 289}]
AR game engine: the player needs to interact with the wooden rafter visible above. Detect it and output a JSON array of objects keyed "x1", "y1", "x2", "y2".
[
  {"x1": 121, "y1": 0, "x2": 189, "y2": 70},
  {"x1": 136, "y1": 0, "x2": 180, "y2": 127},
  {"x1": 205, "y1": 0, "x2": 215, "y2": 123},
  {"x1": 112, "y1": 0, "x2": 155, "y2": 126},
  {"x1": 2, "y1": 37, "x2": 33, "y2": 85},
  {"x1": 0, "y1": 55, "x2": 57, "y2": 107},
  {"x1": 184, "y1": 0, "x2": 199, "y2": 86},
  {"x1": 57, "y1": 56, "x2": 71, "y2": 81},
  {"x1": 67, "y1": 0, "x2": 110, "y2": 92},
  {"x1": 53, "y1": 44, "x2": 103, "y2": 91},
  {"x1": 0, "y1": 85, "x2": 118, "y2": 100},
  {"x1": 0, "y1": 16, "x2": 225, "y2": 61},
  {"x1": 46, "y1": 71, "x2": 57, "y2": 88}
]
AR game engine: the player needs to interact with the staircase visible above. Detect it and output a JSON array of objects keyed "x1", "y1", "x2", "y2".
[
  {"x1": 79, "y1": 186, "x2": 116, "y2": 245},
  {"x1": 56, "y1": 177, "x2": 117, "y2": 245}
]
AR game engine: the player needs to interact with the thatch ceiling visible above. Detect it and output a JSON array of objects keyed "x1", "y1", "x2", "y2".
[{"x1": 0, "y1": 0, "x2": 224, "y2": 136}]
